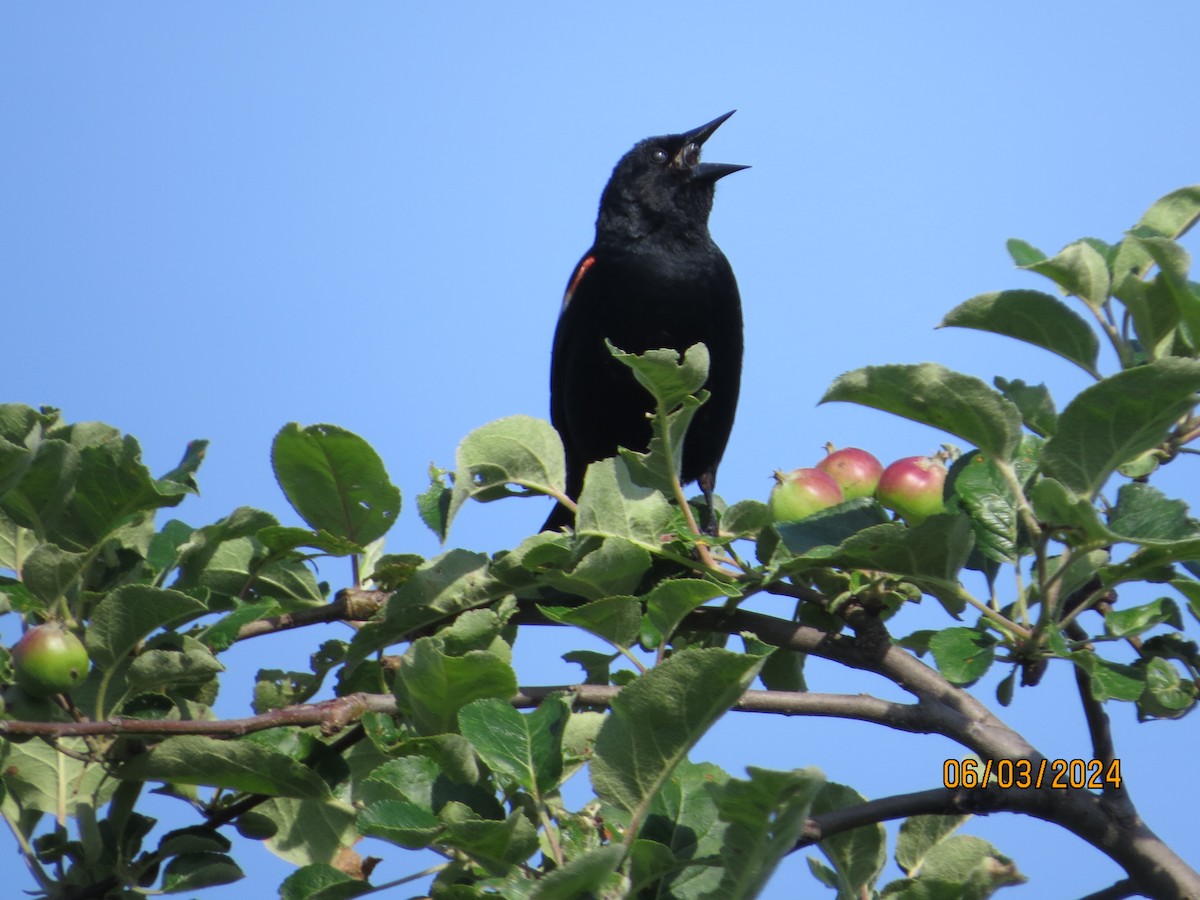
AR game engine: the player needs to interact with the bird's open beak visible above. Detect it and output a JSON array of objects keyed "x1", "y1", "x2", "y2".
[{"x1": 679, "y1": 110, "x2": 749, "y2": 183}]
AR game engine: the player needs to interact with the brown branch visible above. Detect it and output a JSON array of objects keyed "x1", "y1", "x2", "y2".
[
  {"x1": 0, "y1": 693, "x2": 397, "y2": 738},
  {"x1": 1076, "y1": 880, "x2": 1139, "y2": 900},
  {"x1": 234, "y1": 588, "x2": 387, "y2": 641}
]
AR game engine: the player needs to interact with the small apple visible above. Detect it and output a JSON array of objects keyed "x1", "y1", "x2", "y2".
[
  {"x1": 876, "y1": 456, "x2": 947, "y2": 525},
  {"x1": 769, "y1": 467, "x2": 844, "y2": 523},
  {"x1": 11, "y1": 623, "x2": 90, "y2": 697},
  {"x1": 816, "y1": 444, "x2": 884, "y2": 501}
]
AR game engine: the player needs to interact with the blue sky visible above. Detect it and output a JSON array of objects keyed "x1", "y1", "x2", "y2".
[{"x1": 2, "y1": 4, "x2": 1199, "y2": 897}]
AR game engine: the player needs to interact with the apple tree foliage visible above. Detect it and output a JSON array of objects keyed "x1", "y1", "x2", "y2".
[{"x1": 2, "y1": 186, "x2": 1200, "y2": 899}]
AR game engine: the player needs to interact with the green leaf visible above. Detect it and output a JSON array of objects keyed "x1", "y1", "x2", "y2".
[
  {"x1": 645, "y1": 579, "x2": 731, "y2": 647},
  {"x1": 447, "y1": 415, "x2": 565, "y2": 527},
  {"x1": 822, "y1": 364, "x2": 1024, "y2": 462},
  {"x1": 830, "y1": 515, "x2": 976, "y2": 584},
  {"x1": 575, "y1": 456, "x2": 673, "y2": 542},
  {"x1": 710, "y1": 767, "x2": 824, "y2": 898},
  {"x1": 261, "y1": 797, "x2": 359, "y2": 866},
  {"x1": 116, "y1": 735, "x2": 331, "y2": 798},
  {"x1": 271, "y1": 423, "x2": 400, "y2": 545},
  {"x1": 1006, "y1": 238, "x2": 1046, "y2": 267},
  {"x1": 87, "y1": 585, "x2": 208, "y2": 671},
  {"x1": 538, "y1": 596, "x2": 643, "y2": 649},
  {"x1": 20, "y1": 543, "x2": 87, "y2": 605},
  {"x1": 887, "y1": 835, "x2": 1025, "y2": 896},
  {"x1": 1107, "y1": 482, "x2": 1198, "y2": 543},
  {"x1": 1, "y1": 439, "x2": 79, "y2": 546},
  {"x1": 609, "y1": 341, "x2": 709, "y2": 412},
  {"x1": 125, "y1": 635, "x2": 224, "y2": 696},
  {"x1": 438, "y1": 803, "x2": 540, "y2": 875},
  {"x1": 940, "y1": 291, "x2": 1100, "y2": 376},
  {"x1": 540, "y1": 535, "x2": 653, "y2": 601},
  {"x1": 458, "y1": 695, "x2": 568, "y2": 797},
  {"x1": 775, "y1": 497, "x2": 891, "y2": 557},
  {"x1": 280, "y1": 864, "x2": 373, "y2": 900},
  {"x1": 895, "y1": 814, "x2": 970, "y2": 875},
  {"x1": 255, "y1": 526, "x2": 361, "y2": 556},
  {"x1": 394, "y1": 638, "x2": 519, "y2": 736},
  {"x1": 1139, "y1": 656, "x2": 1197, "y2": 718},
  {"x1": 993, "y1": 378, "x2": 1058, "y2": 438},
  {"x1": 721, "y1": 499, "x2": 772, "y2": 537},
  {"x1": 633, "y1": 759, "x2": 729, "y2": 897},
  {"x1": 1134, "y1": 185, "x2": 1200, "y2": 240},
  {"x1": 591, "y1": 641, "x2": 773, "y2": 820},
  {"x1": 929, "y1": 628, "x2": 996, "y2": 686},
  {"x1": 529, "y1": 845, "x2": 625, "y2": 899},
  {"x1": 418, "y1": 464, "x2": 453, "y2": 542},
  {"x1": 160, "y1": 852, "x2": 244, "y2": 893},
  {"x1": 1020, "y1": 240, "x2": 1111, "y2": 309},
  {"x1": 1028, "y1": 479, "x2": 1112, "y2": 547},
  {"x1": 812, "y1": 782, "x2": 887, "y2": 897},
  {"x1": 45, "y1": 431, "x2": 188, "y2": 549},
  {"x1": 346, "y1": 549, "x2": 500, "y2": 670},
  {"x1": 157, "y1": 439, "x2": 207, "y2": 498},
  {"x1": 947, "y1": 443, "x2": 1039, "y2": 564},
  {"x1": 357, "y1": 799, "x2": 441, "y2": 848},
  {"x1": 1105, "y1": 598, "x2": 1183, "y2": 638},
  {"x1": 1071, "y1": 652, "x2": 1144, "y2": 702},
  {"x1": 1040, "y1": 358, "x2": 1200, "y2": 498}
]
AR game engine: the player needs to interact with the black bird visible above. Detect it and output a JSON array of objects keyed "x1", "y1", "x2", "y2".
[{"x1": 543, "y1": 111, "x2": 747, "y2": 531}]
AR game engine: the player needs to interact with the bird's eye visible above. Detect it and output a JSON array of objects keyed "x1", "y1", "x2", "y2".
[{"x1": 650, "y1": 148, "x2": 668, "y2": 164}]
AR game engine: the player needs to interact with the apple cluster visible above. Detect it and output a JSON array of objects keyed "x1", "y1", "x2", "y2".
[{"x1": 769, "y1": 446, "x2": 948, "y2": 526}]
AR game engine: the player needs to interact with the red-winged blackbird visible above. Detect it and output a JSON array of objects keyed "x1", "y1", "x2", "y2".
[{"x1": 543, "y1": 111, "x2": 747, "y2": 531}]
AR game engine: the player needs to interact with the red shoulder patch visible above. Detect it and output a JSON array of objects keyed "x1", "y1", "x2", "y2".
[{"x1": 562, "y1": 254, "x2": 595, "y2": 310}]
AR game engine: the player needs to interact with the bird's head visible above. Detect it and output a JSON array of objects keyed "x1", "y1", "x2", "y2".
[{"x1": 596, "y1": 110, "x2": 748, "y2": 245}]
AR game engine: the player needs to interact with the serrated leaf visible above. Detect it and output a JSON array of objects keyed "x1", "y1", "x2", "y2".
[
  {"x1": 116, "y1": 735, "x2": 331, "y2": 798},
  {"x1": 1140, "y1": 656, "x2": 1197, "y2": 717},
  {"x1": 822, "y1": 364, "x2": 1024, "y2": 462},
  {"x1": 812, "y1": 782, "x2": 887, "y2": 897},
  {"x1": 1134, "y1": 185, "x2": 1200, "y2": 240},
  {"x1": 1105, "y1": 598, "x2": 1183, "y2": 638},
  {"x1": 940, "y1": 291, "x2": 1100, "y2": 376},
  {"x1": 271, "y1": 423, "x2": 400, "y2": 545},
  {"x1": 831, "y1": 515, "x2": 976, "y2": 584},
  {"x1": 393, "y1": 638, "x2": 519, "y2": 736},
  {"x1": 929, "y1": 628, "x2": 996, "y2": 686},
  {"x1": 609, "y1": 341, "x2": 710, "y2": 412},
  {"x1": 575, "y1": 456, "x2": 673, "y2": 541},
  {"x1": 895, "y1": 814, "x2": 970, "y2": 876},
  {"x1": 447, "y1": 415, "x2": 565, "y2": 531},
  {"x1": 458, "y1": 695, "x2": 568, "y2": 798},
  {"x1": 1020, "y1": 240, "x2": 1111, "y2": 309},
  {"x1": 529, "y1": 845, "x2": 625, "y2": 899},
  {"x1": 645, "y1": 579, "x2": 731, "y2": 647},
  {"x1": 357, "y1": 799, "x2": 441, "y2": 848},
  {"x1": 709, "y1": 767, "x2": 824, "y2": 898},
  {"x1": 418, "y1": 465, "x2": 453, "y2": 542},
  {"x1": 346, "y1": 549, "x2": 500, "y2": 670},
  {"x1": 993, "y1": 378, "x2": 1058, "y2": 438},
  {"x1": 1006, "y1": 238, "x2": 1046, "y2": 267},
  {"x1": 1041, "y1": 359, "x2": 1200, "y2": 498},
  {"x1": 1107, "y1": 482, "x2": 1198, "y2": 543},
  {"x1": 591, "y1": 641, "x2": 773, "y2": 821},
  {"x1": 537, "y1": 596, "x2": 643, "y2": 649},
  {"x1": 279, "y1": 864, "x2": 373, "y2": 900},
  {"x1": 160, "y1": 852, "x2": 244, "y2": 893},
  {"x1": 775, "y1": 497, "x2": 891, "y2": 557},
  {"x1": 87, "y1": 585, "x2": 208, "y2": 671},
  {"x1": 1071, "y1": 652, "x2": 1144, "y2": 702}
]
